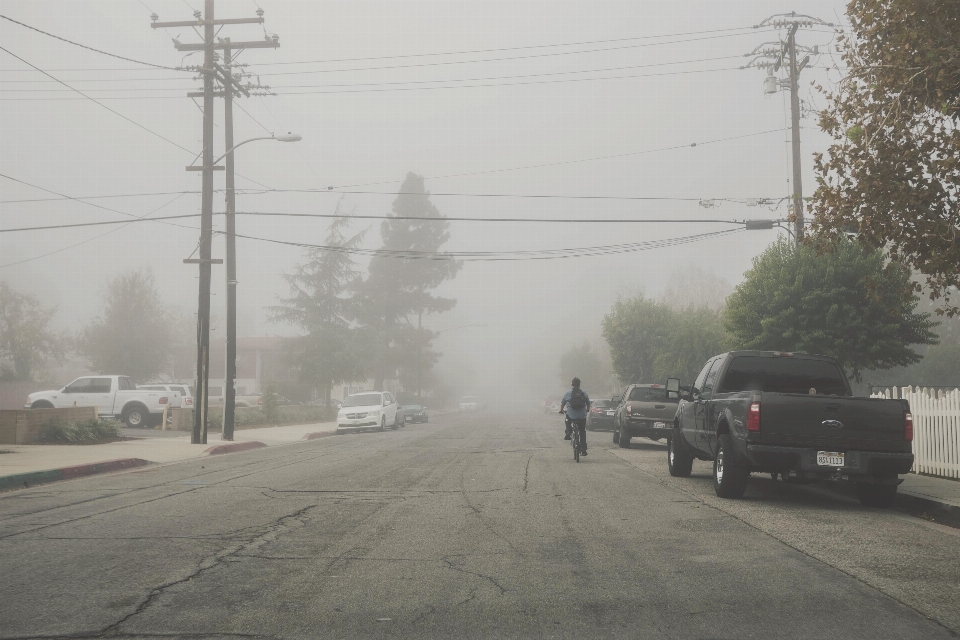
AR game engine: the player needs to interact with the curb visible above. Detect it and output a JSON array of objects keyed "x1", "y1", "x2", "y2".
[
  {"x1": 202, "y1": 441, "x2": 267, "y2": 456},
  {"x1": 0, "y1": 458, "x2": 152, "y2": 493},
  {"x1": 301, "y1": 431, "x2": 338, "y2": 441}
]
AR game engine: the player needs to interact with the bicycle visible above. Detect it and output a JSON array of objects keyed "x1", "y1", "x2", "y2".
[{"x1": 562, "y1": 411, "x2": 584, "y2": 462}]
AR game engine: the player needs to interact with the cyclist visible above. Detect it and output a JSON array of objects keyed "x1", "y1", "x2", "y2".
[{"x1": 559, "y1": 377, "x2": 591, "y2": 456}]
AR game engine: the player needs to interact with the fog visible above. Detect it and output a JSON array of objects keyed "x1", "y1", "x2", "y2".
[{"x1": 0, "y1": 0, "x2": 850, "y2": 404}]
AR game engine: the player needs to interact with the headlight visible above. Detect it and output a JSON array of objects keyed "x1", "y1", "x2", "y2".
[{"x1": 370, "y1": 410, "x2": 380, "y2": 416}]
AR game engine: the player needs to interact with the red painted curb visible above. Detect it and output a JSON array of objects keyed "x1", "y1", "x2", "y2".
[
  {"x1": 58, "y1": 458, "x2": 152, "y2": 480},
  {"x1": 301, "y1": 431, "x2": 338, "y2": 441},
  {"x1": 202, "y1": 441, "x2": 267, "y2": 456}
]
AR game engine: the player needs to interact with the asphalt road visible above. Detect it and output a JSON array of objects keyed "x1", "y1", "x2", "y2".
[{"x1": 1, "y1": 411, "x2": 958, "y2": 639}]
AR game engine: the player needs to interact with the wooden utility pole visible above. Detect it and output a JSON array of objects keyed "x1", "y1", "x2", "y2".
[
  {"x1": 151, "y1": 1, "x2": 275, "y2": 444},
  {"x1": 222, "y1": 39, "x2": 237, "y2": 441},
  {"x1": 786, "y1": 23, "x2": 804, "y2": 244}
]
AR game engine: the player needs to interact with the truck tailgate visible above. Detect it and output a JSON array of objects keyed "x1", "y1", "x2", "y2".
[{"x1": 759, "y1": 394, "x2": 908, "y2": 452}]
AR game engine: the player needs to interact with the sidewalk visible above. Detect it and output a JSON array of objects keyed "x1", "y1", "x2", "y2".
[
  {"x1": 0, "y1": 421, "x2": 338, "y2": 489},
  {"x1": 899, "y1": 473, "x2": 960, "y2": 509}
]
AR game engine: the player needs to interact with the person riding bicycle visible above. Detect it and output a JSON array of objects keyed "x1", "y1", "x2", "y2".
[{"x1": 559, "y1": 377, "x2": 591, "y2": 456}]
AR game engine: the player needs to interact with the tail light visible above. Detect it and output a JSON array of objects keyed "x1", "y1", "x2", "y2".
[
  {"x1": 185, "y1": 398, "x2": 193, "y2": 406},
  {"x1": 904, "y1": 412, "x2": 913, "y2": 442},
  {"x1": 626, "y1": 405, "x2": 632, "y2": 415},
  {"x1": 747, "y1": 402, "x2": 761, "y2": 432},
  {"x1": 258, "y1": 397, "x2": 263, "y2": 405},
  {"x1": 591, "y1": 407, "x2": 601, "y2": 413},
  {"x1": 159, "y1": 396, "x2": 168, "y2": 405}
]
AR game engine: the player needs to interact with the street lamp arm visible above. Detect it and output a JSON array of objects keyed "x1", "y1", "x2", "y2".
[{"x1": 213, "y1": 133, "x2": 301, "y2": 165}]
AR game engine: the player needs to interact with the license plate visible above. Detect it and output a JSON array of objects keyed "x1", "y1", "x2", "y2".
[
  {"x1": 817, "y1": 451, "x2": 845, "y2": 467},
  {"x1": 606, "y1": 411, "x2": 614, "y2": 416},
  {"x1": 654, "y1": 422, "x2": 666, "y2": 429}
]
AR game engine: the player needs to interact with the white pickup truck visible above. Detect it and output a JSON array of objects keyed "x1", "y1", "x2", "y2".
[{"x1": 25, "y1": 375, "x2": 181, "y2": 428}]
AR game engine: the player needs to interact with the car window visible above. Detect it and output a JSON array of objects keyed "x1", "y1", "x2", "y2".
[
  {"x1": 172, "y1": 386, "x2": 188, "y2": 396},
  {"x1": 402, "y1": 405, "x2": 422, "y2": 411},
  {"x1": 628, "y1": 387, "x2": 666, "y2": 402},
  {"x1": 119, "y1": 377, "x2": 136, "y2": 391},
  {"x1": 343, "y1": 393, "x2": 383, "y2": 407},
  {"x1": 593, "y1": 400, "x2": 615, "y2": 409},
  {"x1": 701, "y1": 362, "x2": 722, "y2": 400},
  {"x1": 461, "y1": 396, "x2": 476, "y2": 402},
  {"x1": 720, "y1": 356, "x2": 850, "y2": 396},
  {"x1": 692, "y1": 361, "x2": 714, "y2": 395},
  {"x1": 138, "y1": 386, "x2": 164, "y2": 391},
  {"x1": 88, "y1": 378, "x2": 112, "y2": 394},
  {"x1": 63, "y1": 378, "x2": 93, "y2": 393}
]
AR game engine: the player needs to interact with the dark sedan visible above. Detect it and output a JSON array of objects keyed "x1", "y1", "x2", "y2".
[
  {"x1": 401, "y1": 404, "x2": 429, "y2": 423},
  {"x1": 586, "y1": 399, "x2": 617, "y2": 431}
]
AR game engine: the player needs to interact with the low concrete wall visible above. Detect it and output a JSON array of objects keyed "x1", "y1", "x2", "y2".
[
  {"x1": 0, "y1": 407, "x2": 99, "y2": 444},
  {"x1": 157, "y1": 408, "x2": 194, "y2": 432}
]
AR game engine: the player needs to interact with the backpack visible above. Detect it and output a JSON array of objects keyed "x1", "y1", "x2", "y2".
[{"x1": 569, "y1": 387, "x2": 587, "y2": 410}]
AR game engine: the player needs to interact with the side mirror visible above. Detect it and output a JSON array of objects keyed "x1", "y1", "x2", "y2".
[{"x1": 666, "y1": 378, "x2": 680, "y2": 400}]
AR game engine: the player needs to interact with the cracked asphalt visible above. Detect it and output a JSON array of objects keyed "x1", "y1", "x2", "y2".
[{"x1": 1, "y1": 411, "x2": 958, "y2": 639}]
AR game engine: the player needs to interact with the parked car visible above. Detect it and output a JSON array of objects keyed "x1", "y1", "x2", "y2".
[
  {"x1": 401, "y1": 404, "x2": 429, "y2": 423},
  {"x1": 586, "y1": 398, "x2": 617, "y2": 431},
  {"x1": 207, "y1": 390, "x2": 264, "y2": 408},
  {"x1": 667, "y1": 351, "x2": 914, "y2": 507},
  {"x1": 459, "y1": 396, "x2": 480, "y2": 412},
  {"x1": 336, "y1": 391, "x2": 404, "y2": 433},
  {"x1": 612, "y1": 383, "x2": 678, "y2": 446},
  {"x1": 26, "y1": 375, "x2": 181, "y2": 428},
  {"x1": 139, "y1": 383, "x2": 194, "y2": 409},
  {"x1": 308, "y1": 398, "x2": 342, "y2": 409}
]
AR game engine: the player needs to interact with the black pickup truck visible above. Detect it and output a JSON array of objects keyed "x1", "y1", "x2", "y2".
[{"x1": 666, "y1": 351, "x2": 914, "y2": 508}]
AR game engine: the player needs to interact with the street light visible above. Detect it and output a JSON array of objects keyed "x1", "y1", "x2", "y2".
[{"x1": 221, "y1": 131, "x2": 301, "y2": 441}]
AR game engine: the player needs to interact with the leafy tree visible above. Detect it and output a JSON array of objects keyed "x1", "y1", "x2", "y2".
[
  {"x1": 558, "y1": 341, "x2": 612, "y2": 394},
  {"x1": 357, "y1": 173, "x2": 462, "y2": 389},
  {"x1": 724, "y1": 237, "x2": 938, "y2": 381},
  {"x1": 602, "y1": 294, "x2": 724, "y2": 385},
  {"x1": 811, "y1": 0, "x2": 960, "y2": 316},
  {"x1": 271, "y1": 204, "x2": 368, "y2": 405},
  {"x1": 0, "y1": 281, "x2": 65, "y2": 381},
  {"x1": 79, "y1": 270, "x2": 170, "y2": 382}
]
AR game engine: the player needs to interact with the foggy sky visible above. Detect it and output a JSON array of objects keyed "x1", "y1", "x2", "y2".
[{"x1": 0, "y1": 0, "x2": 851, "y2": 397}]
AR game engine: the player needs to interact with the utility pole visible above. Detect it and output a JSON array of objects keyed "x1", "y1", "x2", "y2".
[
  {"x1": 151, "y1": 2, "x2": 276, "y2": 444},
  {"x1": 222, "y1": 38, "x2": 237, "y2": 442},
  {"x1": 742, "y1": 12, "x2": 833, "y2": 245}
]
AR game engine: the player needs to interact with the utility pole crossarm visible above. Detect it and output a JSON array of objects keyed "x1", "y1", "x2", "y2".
[
  {"x1": 175, "y1": 39, "x2": 279, "y2": 52},
  {"x1": 152, "y1": 17, "x2": 264, "y2": 28}
]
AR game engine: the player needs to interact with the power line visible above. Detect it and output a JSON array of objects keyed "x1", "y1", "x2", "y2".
[
  {"x1": 0, "y1": 46, "x2": 196, "y2": 153},
  {"x1": 0, "y1": 193, "x2": 191, "y2": 269},
  {"x1": 245, "y1": 26, "x2": 758, "y2": 67},
  {"x1": 0, "y1": 14, "x2": 184, "y2": 70},
  {"x1": 229, "y1": 228, "x2": 747, "y2": 262},
  {"x1": 0, "y1": 213, "x2": 201, "y2": 233}
]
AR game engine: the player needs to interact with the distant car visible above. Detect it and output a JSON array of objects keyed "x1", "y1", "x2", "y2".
[
  {"x1": 308, "y1": 398, "x2": 342, "y2": 409},
  {"x1": 401, "y1": 404, "x2": 429, "y2": 423},
  {"x1": 459, "y1": 396, "x2": 480, "y2": 412},
  {"x1": 336, "y1": 391, "x2": 403, "y2": 433},
  {"x1": 586, "y1": 398, "x2": 617, "y2": 431},
  {"x1": 139, "y1": 383, "x2": 194, "y2": 410},
  {"x1": 612, "y1": 383, "x2": 679, "y2": 447}
]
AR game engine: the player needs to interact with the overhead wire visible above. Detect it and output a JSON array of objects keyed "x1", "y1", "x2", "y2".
[{"x1": 0, "y1": 14, "x2": 186, "y2": 71}]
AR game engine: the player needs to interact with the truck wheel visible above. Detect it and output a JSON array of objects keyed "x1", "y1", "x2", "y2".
[
  {"x1": 713, "y1": 434, "x2": 748, "y2": 498},
  {"x1": 667, "y1": 434, "x2": 694, "y2": 477},
  {"x1": 380, "y1": 417, "x2": 386, "y2": 432},
  {"x1": 856, "y1": 482, "x2": 897, "y2": 508},
  {"x1": 612, "y1": 426, "x2": 620, "y2": 444},
  {"x1": 123, "y1": 404, "x2": 148, "y2": 429},
  {"x1": 392, "y1": 413, "x2": 400, "y2": 430},
  {"x1": 31, "y1": 401, "x2": 55, "y2": 409},
  {"x1": 618, "y1": 424, "x2": 631, "y2": 448}
]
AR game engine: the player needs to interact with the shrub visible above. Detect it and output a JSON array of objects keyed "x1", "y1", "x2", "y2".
[{"x1": 37, "y1": 418, "x2": 122, "y2": 443}]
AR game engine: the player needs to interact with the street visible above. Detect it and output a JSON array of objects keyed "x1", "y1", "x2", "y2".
[{"x1": 1, "y1": 411, "x2": 958, "y2": 639}]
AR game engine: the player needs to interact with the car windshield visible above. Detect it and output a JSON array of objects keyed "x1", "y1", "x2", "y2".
[
  {"x1": 402, "y1": 405, "x2": 422, "y2": 411},
  {"x1": 461, "y1": 396, "x2": 476, "y2": 402},
  {"x1": 343, "y1": 393, "x2": 382, "y2": 407},
  {"x1": 593, "y1": 400, "x2": 614, "y2": 408},
  {"x1": 628, "y1": 387, "x2": 665, "y2": 402},
  {"x1": 720, "y1": 356, "x2": 850, "y2": 396}
]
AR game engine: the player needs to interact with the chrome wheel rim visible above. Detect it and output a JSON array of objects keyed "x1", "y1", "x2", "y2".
[
  {"x1": 716, "y1": 450, "x2": 724, "y2": 483},
  {"x1": 669, "y1": 440, "x2": 675, "y2": 465},
  {"x1": 129, "y1": 412, "x2": 142, "y2": 426}
]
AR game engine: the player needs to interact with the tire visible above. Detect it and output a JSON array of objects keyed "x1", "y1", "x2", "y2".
[
  {"x1": 612, "y1": 423, "x2": 620, "y2": 444},
  {"x1": 392, "y1": 412, "x2": 400, "y2": 430},
  {"x1": 380, "y1": 417, "x2": 386, "y2": 432},
  {"x1": 123, "y1": 404, "x2": 148, "y2": 429},
  {"x1": 713, "y1": 434, "x2": 748, "y2": 498},
  {"x1": 856, "y1": 482, "x2": 897, "y2": 508},
  {"x1": 618, "y1": 423, "x2": 631, "y2": 448},
  {"x1": 30, "y1": 401, "x2": 55, "y2": 409},
  {"x1": 667, "y1": 433, "x2": 694, "y2": 477}
]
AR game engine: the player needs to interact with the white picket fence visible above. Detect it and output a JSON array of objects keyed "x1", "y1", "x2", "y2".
[{"x1": 871, "y1": 387, "x2": 960, "y2": 479}]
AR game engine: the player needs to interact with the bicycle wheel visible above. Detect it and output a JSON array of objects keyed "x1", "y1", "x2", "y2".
[{"x1": 573, "y1": 428, "x2": 580, "y2": 462}]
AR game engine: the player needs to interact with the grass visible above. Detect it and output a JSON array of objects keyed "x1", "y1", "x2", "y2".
[
  {"x1": 37, "y1": 418, "x2": 123, "y2": 444},
  {"x1": 206, "y1": 404, "x2": 333, "y2": 430}
]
